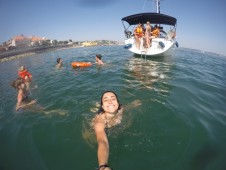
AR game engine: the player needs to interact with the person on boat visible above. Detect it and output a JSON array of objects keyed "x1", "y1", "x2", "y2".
[
  {"x1": 11, "y1": 77, "x2": 36, "y2": 111},
  {"x1": 151, "y1": 25, "x2": 160, "y2": 38},
  {"x1": 144, "y1": 21, "x2": 152, "y2": 48},
  {"x1": 91, "y1": 91, "x2": 141, "y2": 170},
  {"x1": 141, "y1": 23, "x2": 148, "y2": 48},
  {"x1": 133, "y1": 23, "x2": 143, "y2": 50},
  {"x1": 18, "y1": 65, "x2": 32, "y2": 90},
  {"x1": 56, "y1": 58, "x2": 63, "y2": 68},
  {"x1": 95, "y1": 54, "x2": 104, "y2": 65}
]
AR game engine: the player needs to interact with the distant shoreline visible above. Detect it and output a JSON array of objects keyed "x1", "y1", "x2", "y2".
[
  {"x1": 0, "y1": 45, "x2": 78, "y2": 63},
  {"x1": 0, "y1": 44, "x2": 122, "y2": 63}
]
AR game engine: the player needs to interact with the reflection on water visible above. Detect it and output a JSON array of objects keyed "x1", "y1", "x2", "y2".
[{"x1": 124, "y1": 57, "x2": 172, "y2": 90}]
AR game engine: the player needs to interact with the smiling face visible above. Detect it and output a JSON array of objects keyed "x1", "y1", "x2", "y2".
[{"x1": 101, "y1": 92, "x2": 119, "y2": 114}]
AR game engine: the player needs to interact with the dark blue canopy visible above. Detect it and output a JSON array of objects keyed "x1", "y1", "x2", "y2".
[{"x1": 122, "y1": 13, "x2": 177, "y2": 26}]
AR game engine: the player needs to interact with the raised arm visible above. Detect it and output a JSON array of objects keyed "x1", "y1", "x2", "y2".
[{"x1": 94, "y1": 122, "x2": 111, "y2": 170}]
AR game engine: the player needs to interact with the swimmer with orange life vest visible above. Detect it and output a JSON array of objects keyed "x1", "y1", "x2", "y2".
[
  {"x1": 18, "y1": 65, "x2": 32, "y2": 80},
  {"x1": 18, "y1": 65, "x2": 33, "y2": 90}
]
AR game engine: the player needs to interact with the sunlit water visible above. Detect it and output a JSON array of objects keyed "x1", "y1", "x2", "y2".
[{"x1": 0, "y1": 46, "x2": 226, "y2": 170}]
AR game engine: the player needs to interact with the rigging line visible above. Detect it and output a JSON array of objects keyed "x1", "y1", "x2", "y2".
[
  {"x1": 142, "y1": 0, "x2": 154, "y2": 12},
  {"x1": 142, "y1": 0, "x2": 147, "y2": 11}
]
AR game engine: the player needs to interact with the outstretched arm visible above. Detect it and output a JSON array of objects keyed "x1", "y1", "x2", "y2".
[
  {"x1": 94, "y1": 122, "x2": 112, "y2": 170},
  {"x1": 16, "y1": 94, "x2": 36, "y2": 111}
]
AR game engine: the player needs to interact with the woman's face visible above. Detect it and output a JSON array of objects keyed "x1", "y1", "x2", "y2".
[{"x1": 102, "y1": 92, "x2": 119, "y2": 114}]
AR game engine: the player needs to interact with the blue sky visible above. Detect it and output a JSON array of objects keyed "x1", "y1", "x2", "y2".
[{"x1": 0, "y1": 0, "x2": 225, "y2": 56}]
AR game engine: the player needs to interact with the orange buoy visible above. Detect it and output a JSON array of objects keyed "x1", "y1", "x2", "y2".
[{"x1": 71, "y1": 62, "x2": 92, "y2": 68}]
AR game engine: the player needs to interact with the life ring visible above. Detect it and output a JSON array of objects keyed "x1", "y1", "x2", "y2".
[{"x1": 71, "y1": 62, "x2": 92, "y2": 68}]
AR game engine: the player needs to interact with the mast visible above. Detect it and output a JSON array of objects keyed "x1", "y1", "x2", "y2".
[{"x1": 156, "y1": 0, "x2": 160, "y2": 13}]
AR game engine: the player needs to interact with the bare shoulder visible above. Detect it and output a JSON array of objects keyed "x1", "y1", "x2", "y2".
[{"x1": 94, "y1": 114, "x2": 106, "y2": 123}]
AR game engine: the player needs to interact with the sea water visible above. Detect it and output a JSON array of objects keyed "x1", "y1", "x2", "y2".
[{"x1": 0, "y1": 46, "x2": 226, "y2": 170}]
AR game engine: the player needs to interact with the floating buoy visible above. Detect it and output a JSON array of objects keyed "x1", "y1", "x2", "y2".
[
  {"x1": 159, "y1": 41, "x2": 165, "y2": 48},
  {"x1": 175, "y1": 41, "x2": 179, "y2": 48},
  {"x1": 124, "y1": 43, "x2": 132, "y2": 49},
  {"x1": 71, "y1": 62, "x2": 92, "y2": 68}
]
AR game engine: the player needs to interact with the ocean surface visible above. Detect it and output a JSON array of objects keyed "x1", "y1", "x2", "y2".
[{"x1": 0, "y1": 45, "x2": 226, "y2": 170}]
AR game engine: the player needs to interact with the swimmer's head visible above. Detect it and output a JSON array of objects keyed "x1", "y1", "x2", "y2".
[
  {"x1": 98, "y1": 91, "x2": 122, "y2": 114},
  {"x1": 11, "y1": 78, "x2": 25, "y2": 90},
  {"x1": 19, "y1": 66, "x2": 25, "y2": 71},
  {"x1": 57, "y1": 58, "x2": 62, "y2": 63},
  {"x1": 96, "y1": 54, "x2": 102, "y2": 60}
]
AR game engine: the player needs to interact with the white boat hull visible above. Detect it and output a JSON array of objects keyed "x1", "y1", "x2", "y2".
[{"x1": 125, "y1": 37, "x2": 176, "y2": 57}]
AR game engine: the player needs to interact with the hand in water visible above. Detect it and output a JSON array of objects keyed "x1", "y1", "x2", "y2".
[
  {"x1": 131, "y1": 100, "x2": 142, "y2": 107},
  {"x1": 30, "y1": 99, "x2": 37, "y2": 104},
  {"x1": 98, "y1": 166, "x2": 112, "y2": 170},
  {"x1": 31, "y1": 85, "x2": 38, "y2": 90},
  {"x1": 103, "y1": 167, "x2": 112, "y2": 170},
  {"x1": 90, "y1": 102, "x2": 100, "y2": 113}
]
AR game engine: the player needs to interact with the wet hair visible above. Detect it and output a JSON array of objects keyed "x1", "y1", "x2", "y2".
[
  {"x1": 97, "y1": 91, "x2": 122, "y2": 114},
  {"x1": 57, "y1": 58, "x2": 61, "y2": 63},
  {"x1": 96, "y1": 54, "x2": 102, "y2": 60},
  {"x1": 19, "y1": 65, "x2": 25, "y2": 71},
  {"x1": 11, "y1": 78, "x2": 24, "y2": 90}
]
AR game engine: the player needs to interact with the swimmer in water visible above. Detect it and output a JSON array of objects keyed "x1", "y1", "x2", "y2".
[
  {"x1": 18, "y1": 65, "x2": 32, "y2": 91},
  {"x1": 84, "y1": 91, "x2": 141, "y2": 169},
  {"x1": 56, "y1": 58, "x2": 63, "y2": 68},
  {"x1": 91, "y1": 91, "x2": 122, "y2": 170},
  {"x1": 95, "y1": 54, "x2": 104, "y2": 65},
  {"x1": 11, "y1": 77, "x2": 36, "y2": 111},
  {"x1": 11, "y1": 78, "x2": 68, "y2": 115}
]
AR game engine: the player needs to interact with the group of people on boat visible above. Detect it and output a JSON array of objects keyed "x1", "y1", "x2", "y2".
[{"x1": 134, "y1": 21, "x2": 160, "y2": 49}]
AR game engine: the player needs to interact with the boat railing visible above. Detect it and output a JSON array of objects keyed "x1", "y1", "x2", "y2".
[{"x1": 124, "y1": 30, "x2": 133, "y2": 38}]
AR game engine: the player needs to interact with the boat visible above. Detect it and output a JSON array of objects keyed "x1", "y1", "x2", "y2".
[{"x1": 121, "y1": 0, "x2": 178, "y2": 57}]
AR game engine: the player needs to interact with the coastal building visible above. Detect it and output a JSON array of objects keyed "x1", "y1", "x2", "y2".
[
  {"x1": 2, "y1": 35, "x2": 46, "y2": 50},
  {"x1": 82, "y1": 41, "x2": 97, "y2": 47}
]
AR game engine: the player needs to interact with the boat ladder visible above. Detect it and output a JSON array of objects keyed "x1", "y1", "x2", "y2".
[{"x1": 141, "y1": 50, "x2": 147, "y2": 59}]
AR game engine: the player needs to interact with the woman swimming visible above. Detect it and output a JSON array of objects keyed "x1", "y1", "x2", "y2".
[
  {"x1": 18, "y1": 65, "x2": 32, "y2": 91},
  {"x1": 91, "y1": 91, "x2": 141, "y2": 170},
  {"x1": 91, "y1": 91, "x2": 121, "y2": 170},
  {"x1": 11, "y1": 77, "x2": 36, "y2": 111}
]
